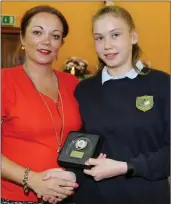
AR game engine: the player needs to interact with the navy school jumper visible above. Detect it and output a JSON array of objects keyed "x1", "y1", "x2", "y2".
[{"x1": 73, "y1": 68, "x2": 170, "y2": 204}]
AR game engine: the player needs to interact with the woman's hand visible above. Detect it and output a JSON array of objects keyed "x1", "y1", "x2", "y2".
[
  {"x1": 38, "y1": 155, "x2": 106, "y2": 203},
  {"x1": 28, "y1": 170, "x2": 78, "y2": 202},
  {"x1": 37, "y1": 169, "x2": 78, "y2": 203},
  {"x1": 83, "y1": 158, "x2": 127, "y2": 181},
  {"x1": 43, "y1": 168, "x2": 76, "y2": 183}
]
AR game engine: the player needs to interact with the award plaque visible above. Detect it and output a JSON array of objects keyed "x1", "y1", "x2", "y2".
[{"x1": 57, "y1": 132, "x2": 102, "y2": 169}]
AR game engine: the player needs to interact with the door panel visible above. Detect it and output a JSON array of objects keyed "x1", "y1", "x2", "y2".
[{"x1": 1, "y1": 27, "x2": 25, "y2": 68}]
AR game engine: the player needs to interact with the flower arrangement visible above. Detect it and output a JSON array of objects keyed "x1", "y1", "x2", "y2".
[{"x1": 64, "y1": 57, "x2": 89, "y2": 79}]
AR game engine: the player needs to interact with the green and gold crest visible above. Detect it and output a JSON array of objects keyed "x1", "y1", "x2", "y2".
[{"x1": 136, "y1": 95, "x2": 154, "y2": 112}]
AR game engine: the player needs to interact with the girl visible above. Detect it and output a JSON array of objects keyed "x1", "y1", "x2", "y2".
[{"x1": 74, "y1": 5, "x2": 170, "y2": 204}]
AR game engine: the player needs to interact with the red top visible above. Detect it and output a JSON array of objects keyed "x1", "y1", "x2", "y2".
[{"x1": 1, "y1": 65, "x2": 82, "y2": 201}]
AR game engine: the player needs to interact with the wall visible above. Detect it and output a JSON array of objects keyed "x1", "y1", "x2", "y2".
[
  {"x1": 2, "y1": 1, "x2": 170, "y2": 73},
  {"x1": 117, "y1": 1, "x2": 170, "y2": 73}
]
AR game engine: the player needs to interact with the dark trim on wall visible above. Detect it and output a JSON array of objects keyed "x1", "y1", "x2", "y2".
[{"x1": 1, "y1": 26, "x2": 20, "y2": 34}]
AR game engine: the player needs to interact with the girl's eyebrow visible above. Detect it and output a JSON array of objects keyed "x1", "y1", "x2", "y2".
[
  {"x1": 94, "y1": 28, "x2": 123, "y2": 35},
  {"x1": 94, "y1": 33, "x2": 103, "y2": 35},
  {"x1": 109, "y1": 28, "x2": 123, "y2": 33}
]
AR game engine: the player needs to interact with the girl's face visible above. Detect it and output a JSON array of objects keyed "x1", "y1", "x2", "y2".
[
  {"x1": 93, "y1": 14, "x2": 138, "y2": 70},
  {"x1": 21, "y1": 12, "x2": 63, "y2": 66}
]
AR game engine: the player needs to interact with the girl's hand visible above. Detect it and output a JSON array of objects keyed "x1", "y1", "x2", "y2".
[{"x1": 84, "y1": 158, "x2": 127, "y2": 181}]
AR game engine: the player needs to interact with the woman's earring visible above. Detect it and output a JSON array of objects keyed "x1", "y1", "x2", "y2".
[{"x1": 21, "y1": 45, "x2": 25, "y2": 50}]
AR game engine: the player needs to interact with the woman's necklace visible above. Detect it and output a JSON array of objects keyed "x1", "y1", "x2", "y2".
[{"x1": 23, "y1": 65, "x2": 64, "y2": 153}]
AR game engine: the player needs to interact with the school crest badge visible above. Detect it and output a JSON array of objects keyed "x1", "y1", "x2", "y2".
[{"x1": 136, "y1": 95, "x2": 154, "y2": 112}]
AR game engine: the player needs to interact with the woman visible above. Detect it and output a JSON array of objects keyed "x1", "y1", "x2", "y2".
[
  {"x1": 73, "y1": 5, "x2": 170, "y2": 204},
  {"x1": 1, "y1": 5, "x2": 82, "y2": 204}
]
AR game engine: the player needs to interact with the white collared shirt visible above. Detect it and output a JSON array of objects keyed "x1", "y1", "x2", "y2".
[{"x1": 102, "y1": 60, "x2": 143, "y2": 84}]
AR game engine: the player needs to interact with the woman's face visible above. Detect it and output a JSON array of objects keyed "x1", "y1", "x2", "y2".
[
  {"x1": 21, "y1": 12, "x2": 63, "y2": 65},
  {"x1": 93, "y1": 14, "x2": 138, "y2": 70}
]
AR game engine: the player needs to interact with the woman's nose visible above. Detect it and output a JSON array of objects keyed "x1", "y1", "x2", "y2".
[{"x1": 41, "y1": 35, "x2": 51, "y2": 45}]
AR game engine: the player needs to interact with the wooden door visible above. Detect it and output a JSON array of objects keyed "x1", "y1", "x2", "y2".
[{"x1": 1, "y1": 27, "x2": 25, "y2": 69}]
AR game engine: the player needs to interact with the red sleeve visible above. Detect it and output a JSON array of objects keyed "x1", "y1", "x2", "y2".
[{"x1": 1, "y1": 69, "x2": 13, "y2": 121}]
